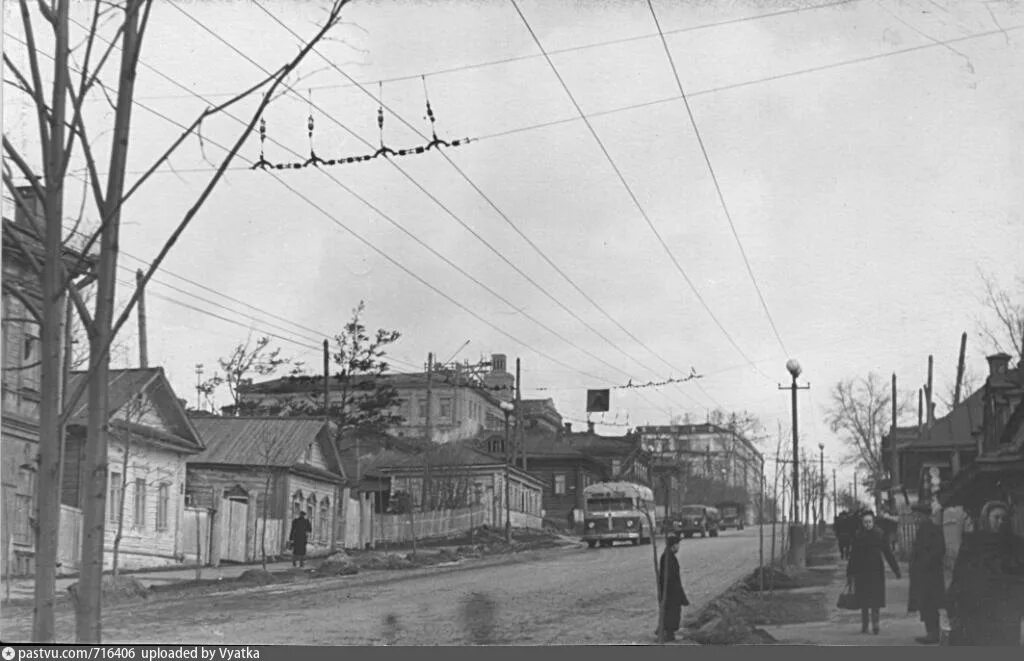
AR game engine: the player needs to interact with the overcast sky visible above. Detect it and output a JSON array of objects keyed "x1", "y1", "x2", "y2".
[{"x1": 4, "y1": 0, "x2": 1023, "y2": 492}]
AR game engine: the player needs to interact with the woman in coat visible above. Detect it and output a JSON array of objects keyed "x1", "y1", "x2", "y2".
[
  {"x1": 946, "y1": 500, "x2": 1024, "y2": 645},
  {"x1": 907, "y1": 502, "x2": 945, "y2": 644},
  {"x1": 289, "y1": 510, "x2": 313, "y2": 567},
  {"x1": 846, "y1": 510, "x2": 901, "y2": 634},
  {"x1": 657, "y1": 534, "x2": 690, "y2": 642}
]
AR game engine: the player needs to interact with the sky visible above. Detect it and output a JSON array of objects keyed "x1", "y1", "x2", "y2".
[{"x1": 3, "y1": 0, "x2": 1023, "y2": 495}]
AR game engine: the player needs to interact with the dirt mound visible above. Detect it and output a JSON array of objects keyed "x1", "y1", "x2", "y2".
[
  {"x1": 315, "y1": 552, "x2": 359, "y2": 576},
  {"x1": 237, "y1": 568, "x2": 277, "y2": 585},
  {"x1": 352, "y1": 553, "x2": 415, "y2": 570},
  {"x1": 67, "y1": 575, "x2": 149, "y2": 606},
  {"x1": 684, "y1": 580, "x2": 778, "y2": 645},
  {"x1": 743, "y1": 566, "x2": 798, "y2": 591}
]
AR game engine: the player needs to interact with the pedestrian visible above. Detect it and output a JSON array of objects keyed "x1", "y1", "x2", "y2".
[
  {"x1": 946, "y1": 500, "x2": 1024, "y2": 646},
  {"x1": 846, "y1": 509, "x2": 901, "y2": 634},
  {"x1": 907, "y1": 501, "x2": 945, "y2": 644},
  {"x1": 835, "y1": 511, "x2": 853, "y2": 560},
  {"x1": 289, "y1": 510, "x2": 312, "y2": 568},
  {"x1": 657, "y1": 533, "x2": 690, "y2": 642},
  {"x1": 567, "y1": 506, "x2": 576, "y2": 532}
]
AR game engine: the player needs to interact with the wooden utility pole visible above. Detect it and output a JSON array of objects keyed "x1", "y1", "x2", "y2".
[
  {"x1": 953, "y1": 332, "x2": 967, "y2": 407},
  {"x1": 918, "y1": 388, "x2": 923, "y2": 430},
  {"x1": 425, "y1": 353, "x2": 433, "y2": 444},
  {"x1": 515, "y1": 358, "x2": 523, "y2": 470},
  {"x1": 136, "y1": 269, "x2": 148, "y2": 368},
  {"x1": 926, "y1": 355, "x2": 934, "y2": 427},
  {"x1": 891, "y1": 373, "x2": 899, "y2": 487}
]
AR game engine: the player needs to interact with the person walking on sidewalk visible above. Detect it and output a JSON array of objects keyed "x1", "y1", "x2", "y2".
[
  {"x1": 289, "y1": 510, "x2": 313, "y2": 568},
  {"x1": 657, "y1": 534, "x2": 690, "y2": 642},
  {"x1": 846, "y1": 510, "x2": 901, "y2": 635},
  {"x1": 946, "y1": 500, "x2": 1024, "y2": 645},
  {"x1": 907, "y1": 501, "x2": 945, "y2": 644}
]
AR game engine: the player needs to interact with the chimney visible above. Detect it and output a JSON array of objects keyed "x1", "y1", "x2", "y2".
[
  {"x1": 986, "y1": 353, "x2": 1011, "y2": 378},
  {"x1": 587, "y1": 421, "x2": 595, "y2": 434},
  {"x1": 13, "y1": 184, "x2": 44, "y2": 230},
  {"x1": 563, "y1": 422, "x2": 572, "y2": 434},
  {"x1": 490, "y1": 354, "x2": 507, "y2": 373}
]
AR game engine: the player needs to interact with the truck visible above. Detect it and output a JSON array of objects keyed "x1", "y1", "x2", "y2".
[{"x1": 715, "y1": 501, "x2": 746, "y2": 531}]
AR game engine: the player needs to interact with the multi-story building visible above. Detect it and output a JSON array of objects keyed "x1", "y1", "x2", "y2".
[
  {"x1": 1, "y1": 188, "x2": 95, "y2": 576},
  {"x1": 235, "y1": 354, "x2": 515, "y2": 444},
  {"x1": 637, "y1": 423, "x2": 764, "y2": 522}
]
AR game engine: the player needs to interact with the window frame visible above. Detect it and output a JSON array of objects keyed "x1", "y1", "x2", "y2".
[
  {"x1": 553, "y1": 473, "x2": 566, "y2": 496},
  {"x1": 156, "y1": 483, "x2": 170, "y2": 531},
  {"x1": 109, "y1": 471, "x2": 123, "y2": 524},
  {"x1": 134, "y1": 477, "x2": 147, "y2": 528}
]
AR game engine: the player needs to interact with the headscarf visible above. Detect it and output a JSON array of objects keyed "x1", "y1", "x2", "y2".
[{"x1": 979, "y1": 500, "x2": 1010, "y2": 533}]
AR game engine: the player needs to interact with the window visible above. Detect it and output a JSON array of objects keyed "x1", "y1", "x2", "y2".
[
  {"x1": 553, "y1": 474, "x2": 566, "y2": 495},
  {"x1": 13, "y1": 467, "x2": 35, "y2": 544},
  {"x1": 418, "y1": 398, "x2": 429, "y2": 420},
  {"x1": 292, "y1": 491, "x2": 304, "y2": 518},
  {"x1": 109, "y1": 472, "x2": 122, "y2": 524},
  {"x1": 156, "y1": 483, "x2": 170, "y2": 531},
  {"x1": 319, "y1": 498, "x2": 330, "y2": 544},
  {"x1": 134, "y1": 478, "x2": 147, "y2": 528},
  {"x1": 611, "y1": 459, "x2": 621, "y2": 476},
  {"x1": 439, "y1": 397, "x2": 452, "y2": 421},
  {"x1": 306, "y1": 494, "x2": 317, "y2": 539}
]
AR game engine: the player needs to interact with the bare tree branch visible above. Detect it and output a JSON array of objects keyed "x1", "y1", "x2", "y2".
[{"x1": 18, "y1": 0, "x2": 53, "y2": 155}]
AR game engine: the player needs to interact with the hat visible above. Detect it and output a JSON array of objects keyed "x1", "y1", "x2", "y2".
[
  {"x1": 911, "y1": 502, "x2": 932, "y2": 514},
  {"x1": 666, "y1": 534, "x2": 681, "y2": 546}
]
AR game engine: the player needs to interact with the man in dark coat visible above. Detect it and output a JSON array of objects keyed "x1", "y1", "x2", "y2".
[
  {"x1": 907, "y1": 502, "x2": 945, "y2": 644},
  {"x1": 289, "y1": 510, "x2": 313, "y2": 567},
  {"x1": 657, "y1": 534, "x2": 690, "y2": 642},
  {"x1": 847, "y1": 510, "x2": 901, "y2": 634}
]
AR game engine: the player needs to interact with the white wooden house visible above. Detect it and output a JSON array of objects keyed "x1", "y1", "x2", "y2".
[{"x1": 61, "y1": 368, "x2": 205, "y2": 572}]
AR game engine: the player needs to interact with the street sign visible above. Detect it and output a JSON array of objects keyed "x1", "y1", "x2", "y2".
[{"x1": 586, "y1": 389, "x2": 610, "y2": 412}]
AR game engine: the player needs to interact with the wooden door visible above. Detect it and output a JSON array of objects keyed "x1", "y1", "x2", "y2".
[{"x1": 220, "y1": 497, "x2": 248, "y2": 563}]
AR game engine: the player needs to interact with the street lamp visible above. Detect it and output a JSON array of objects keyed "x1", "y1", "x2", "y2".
[
  {"x1": 818, "y1": 442, "x2": 825, "y2": 536},
  {"x1": 500, "y1": 401, "x2": 514, "y2": 543},
  {"x1": 783, "y1": 358, "x2": 808, "y2": 568}
]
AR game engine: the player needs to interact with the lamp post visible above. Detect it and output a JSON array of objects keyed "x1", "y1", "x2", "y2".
[
  {"x1": 500, "y1": 401, "x2": 514, "y2": 543},
  {"x1": 818, "y1": 442, "x2": 825, "y2": 537},
  {"x1": 781, "y1": 358, "x2": 808, "y2": 568}
]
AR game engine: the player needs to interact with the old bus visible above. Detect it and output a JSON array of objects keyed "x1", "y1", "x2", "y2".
[{"x1": 582, "y1": 481, "x2": 656, "y2": 548}]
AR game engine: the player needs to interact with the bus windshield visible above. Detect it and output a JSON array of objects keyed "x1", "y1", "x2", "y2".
[{"x1": 586, "y1": 497, "x2": 635, "y2": 512}]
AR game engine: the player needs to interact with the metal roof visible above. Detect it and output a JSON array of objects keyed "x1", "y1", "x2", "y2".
[{"x1": 189, "y1": 417, "x2": 334, "y2": 469}]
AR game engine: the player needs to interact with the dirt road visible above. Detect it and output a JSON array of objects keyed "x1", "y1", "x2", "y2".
[{"x1": 3, "y1": 528, "x2": 765, "y2": 645}]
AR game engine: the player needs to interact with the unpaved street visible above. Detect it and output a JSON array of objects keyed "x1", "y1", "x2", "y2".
[{"x1": 3, "y1": 528, "x2": 765, "y2": 645}]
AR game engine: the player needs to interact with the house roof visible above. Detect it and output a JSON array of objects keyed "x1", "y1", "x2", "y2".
[
  {"x1": 240, "y1": 371, "x2": 508, "y2": 407},
  {"x1": 188, "y1": 417, "x2": 341, "y2": 478},
  {"x1": 904, "y1": 388, "x2": 985, "y2": 449},
  {"x1": 65, "y1": 368, "x2": 203, "y2": 452},
  {"x1": 376, "y1": 442, "x2": 544, "y2": 487}
]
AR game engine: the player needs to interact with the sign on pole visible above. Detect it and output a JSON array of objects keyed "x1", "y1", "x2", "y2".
[{"x1": 586, "y1": 389, "x2": 610, "y2": 412}]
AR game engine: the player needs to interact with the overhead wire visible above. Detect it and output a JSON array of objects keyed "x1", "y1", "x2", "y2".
[
  {"x1": 647, "y1": 0, "x2": 790, "y2": 359},
  {"x1": 249, "y1": 0, "x2": 717, "y2": 414},
  {"x1": 509, "y1": 0, "x2": 775, "y2": 386},
  {"x1": 5, "y1": 35, "x2": 672, "y2": 414},
  {"x1": 158, "y1": 4, "x2": 696, "y2": 417}
]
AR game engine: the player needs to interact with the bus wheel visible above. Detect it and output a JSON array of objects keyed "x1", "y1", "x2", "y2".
[
  {"x1": 587, "y1": 540, "x2": 597, "y2": 548},
  {"x1": 600, "y1": 540, "x2": 612, "y2": 548},
  {"x1": 683, "y1": 532, "x2": 693, "y2": 539}
]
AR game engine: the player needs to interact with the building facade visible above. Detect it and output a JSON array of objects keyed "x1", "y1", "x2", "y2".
[{"x1": 235, "y1": 354, "x2": 516, "y2": 444}]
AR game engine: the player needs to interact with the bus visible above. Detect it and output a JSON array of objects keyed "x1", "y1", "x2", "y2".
[{"x1": 582, "y1": 481, "x2": 656, "y2": 548}]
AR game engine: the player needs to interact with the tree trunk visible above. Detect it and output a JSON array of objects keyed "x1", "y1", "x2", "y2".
[
  {"x1": 31, "y1": 0, "x2": 72, "y2": 643},
  {"x1": 111, "y1": 445, "x2": 130, "y2": 579},
  {"x1": 77, "y1": 1, "x2": 142, "y2": 642},
  {"x1": 261, "y1": 467, "x2": 272, "y2": 571}
]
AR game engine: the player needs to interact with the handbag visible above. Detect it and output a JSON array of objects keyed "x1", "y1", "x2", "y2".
[{"x1": 836, "y1": 583, "x2": 859, "y2": 610}]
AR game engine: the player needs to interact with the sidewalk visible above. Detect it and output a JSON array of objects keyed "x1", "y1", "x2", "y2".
[
  {"x1": 765, "y1": 559, "x2": 930, "y2": 646},
  {"x1": 2, "y1": 559, "x2": 302, "y2": 604}
]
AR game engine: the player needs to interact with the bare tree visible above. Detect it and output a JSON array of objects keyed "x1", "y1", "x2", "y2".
[
  {"x1": 976, "y1": 270, "x2": 1024, "y2": 364},
  {"x1": 199, "y1": 335, "x2": 300, "y2": 415},
  {"x1": 3, "y1": 0, "x2": 352, "y2": 642},
  {"x1": 826, "y1": 373, "x2": 909, "y2": 509}
]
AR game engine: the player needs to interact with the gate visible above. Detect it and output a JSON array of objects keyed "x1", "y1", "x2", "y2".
[{"x1": 220, "y1": 497, "x2": 249, "y2": 563}]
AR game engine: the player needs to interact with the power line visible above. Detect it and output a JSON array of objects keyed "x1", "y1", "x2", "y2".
[
  {"x1": 249, "y1": 0, "x2": 717, "y2": 414},
  {"x1": 129, "y1": 0, "x2": 859, "y2": 101},
  {"x1": 647, "y1": 0, "x2": 790, "y2": 359},
  {"x1": 510, "y1": 0, "x2": 774, "y2": 385},
  {"x1": 161, "y1": 3, "x2": 698, "y2": 418}
]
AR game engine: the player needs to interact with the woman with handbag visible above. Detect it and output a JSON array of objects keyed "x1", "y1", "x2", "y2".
[{"x1": 846, "y1": 510, "x2": 901, "y2": 634}]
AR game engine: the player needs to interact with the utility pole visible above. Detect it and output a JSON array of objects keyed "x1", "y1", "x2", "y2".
[
  {"x1": 425, "y1": 352, "x2": 433, "y2": 444},
  {"x1": 780, "y1": 359, "x2": 809, "y2": 568},
  {"x1": 854, "y1": 470, "x2": 858, "y2": 504},
  {"x1": 832, "y1": 468, "x2": 837, "y2": 518},
  {"x1": 135, "y1": 270, "x2": 147, "y2": 368},
  {"x1": 953, "y1": 332, "x2": 967, "y2": 407},
  {"x1": 194, "y1": 363, "x2": 203, "y2": 410},
  {"x1": 515, "y1": 358, "x2": 524, "y2": 471}
]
